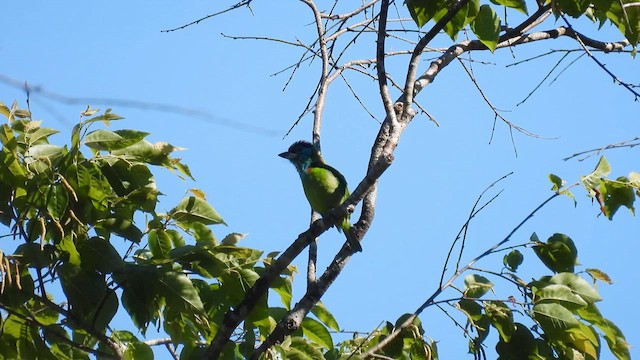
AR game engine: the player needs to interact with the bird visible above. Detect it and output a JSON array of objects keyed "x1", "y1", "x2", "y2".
[{"x1": 279, "y1": 140, "x2": 362, "y2": 252}]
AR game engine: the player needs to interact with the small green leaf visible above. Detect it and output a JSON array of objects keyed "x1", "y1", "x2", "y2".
[
  {"x1": 406, "y1": 0, "x2": 447, "y2": 27},
  {"x1": 471, "y1": 5, "x2": 500, "y2": 52},
  {"x1": 221, "y1": 232, "x2": 246, "y2": 246},
  {"x1": 585, "y1": 268, "x2": 613, "y2": 284},
  {"x1": 464, "y1": 274, "x2": 494, "y2": 298},
  {"x1": 503, "y1": 249, "x2": 524, "y2": 272},
  {"x1": 123, "y1": 341, "x2": 153, "y2": 360}
]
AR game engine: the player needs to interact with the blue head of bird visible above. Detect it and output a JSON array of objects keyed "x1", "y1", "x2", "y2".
[{"x1": 278, "y1": 140, "x2": 320, "y2": 178}]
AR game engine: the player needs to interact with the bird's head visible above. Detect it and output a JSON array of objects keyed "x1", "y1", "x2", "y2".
[{"x1": 279, "y1": 140, "x2": 320, "y2": 172}]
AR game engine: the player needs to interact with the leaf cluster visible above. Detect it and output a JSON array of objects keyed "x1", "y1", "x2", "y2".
[
  {"x1": 406, "y1": 0, "x2": 639, "y2": 50},
  {"x1": 0, "y1": 102, "x2": 338, "y2": 359}
]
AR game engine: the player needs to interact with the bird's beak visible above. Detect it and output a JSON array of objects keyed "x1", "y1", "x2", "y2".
[{"x1": 278, "y1": 151, "x2": 296, "y2": 160}]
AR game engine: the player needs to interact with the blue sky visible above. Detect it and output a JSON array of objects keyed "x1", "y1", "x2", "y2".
[{"x1": 2, "y1": 1, "x2": 639, "y2": 358}]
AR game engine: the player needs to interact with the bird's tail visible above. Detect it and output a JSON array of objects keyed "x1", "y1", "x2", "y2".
[{"x1": 344, "y1": 225, "x2": 363, "y2": 253}]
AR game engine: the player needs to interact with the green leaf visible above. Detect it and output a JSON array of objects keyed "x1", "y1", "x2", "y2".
[
  {"x1": 532, "y1": 233, "x2": 578, "y2": 273},
  {"x1": 585, "y1": 268, "x2": 613, "y2": 284},
  {"x1": 438, "y1": 0, "x2": 480, "y2": 40},
  {"x1": 271, "y1": 276, "x2": 293, "y2": 310},
  {"x1": 170, "y1": 196, "x2": 226, "y2": 226},
  {"x1": 471, "y1": 5, "x2": 500, "y2": 51},
  {"x1": 484, "y1": 301, "x2": 515, "y2": 342},
  {"x1": 581, "y1": 156, "x2": 611, "y2": 190},
  {"x1": 503, "y1": 249, "x2": 524, "y2": 272},
  {"x1": 310, "y1": 301, "x2": 340, "y2": 331},
  {"x1": 97, "y1": 217, "x2": 144, "y2": 243},
  {"x1": 464, "y1": 274, "x2": 494, "y2": 298},
  {"x1": 76, "y1": 236, "x2": 124, "y2": 273},
  {"x1": 554, "y1": 0, "x2": 591, "y2": 17},
  {"x1": 606, "y1": 0, "x2": 640, "y2": 46},
  {"x1": 83, "y1": 110, "x2": 124, "y2": 125},
  {"x1": 123, "y1": 341, "x2": 153, "y2": 360},
  {"x1": 114, "y1": 265, "x2": 161, "y2": 332},
  {"x1": 534, "y1": 283, "x2": 588, "y2": 309},
  {"x1": 302, "y1": 317, "x2": 333, "y2": 349},
  {"x1": 47, "y1": 184, "x2": 69, "y2": 220},
  {"x1": 490, "y1": 0, "x2": 528, "y2": 13},
  {"x1": 221, "y1": 232, "x2": 246, "y2": 246},
  {"x1": 148, "y1": 229, "x2": 173, "y2": 259},
  {"x1": 532, "y1": 302, "x2": 580, "y2": 329},
  {"x1": 84, "y1": 129, "x2": 149, "y2": 151},
  {"x1": 160, "y1": 270, "x2": 205, "y2": 313},
  {"x1": 599, "y1": 177, "x2": 636, "y2": 219},
  {"x1": 406, "y1": 0, "x2": 447, "y2": 27},
  {"x1": 550, "y1": 273, "x2": 602, "y2": 303},
  {"x1": 287, "y1": 337, "x2": 325, "y2": 360},
  {"x1": 495, "y1": 323, "x2": 539, "y2": 359}
]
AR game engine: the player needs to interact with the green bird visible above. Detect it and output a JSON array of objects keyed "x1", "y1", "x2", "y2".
[{"x1": 279, "y1": 140, "x2": 362, "y2": 252}]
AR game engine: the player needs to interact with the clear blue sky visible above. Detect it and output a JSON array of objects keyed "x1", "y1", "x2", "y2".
[{"x1": 2, "y1": 1, "x2": 639, "y2": 358}]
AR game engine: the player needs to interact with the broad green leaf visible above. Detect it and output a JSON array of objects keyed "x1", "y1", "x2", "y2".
[
  {"x1": 15, "y1": 243, "x2": 56, "y2": 268},
  {"x1": 606, "y1": 0, "x2": 640, "y2": 45},
  {"x1": 581, "y1": 156, "x2": 611, "y2": 190},
  {"x1": 534, "y1": 283, "x2": 588, "y2": 309},
  {"x1": 76, "y1": 236, "x2": 124, "y2": 273},
  {"x1": 166, "y1": 229, "x2": 186, "y2": 248},
  {"x1": 97, "y1": 217, "x2": 143, "y2": 243},
  {"x1": 311, "y1": 301, "x2": 340, "y2": 331},
  {"x1": 464, "y1": 274, "x2": 494, "y2": 298},
  {"x1": 170, "y1": 196, "x2": 226, "y2": 226},
  {"x1": 58, "y1": 263, "x2": 112, "y2": 327},
  {"x1": 47, "y1": 184, "x2": 69, "y2": 220},
  {"x1": 566, "y1": 323, "x2": 600, "y2": 360},
  {"x1": 484, "y1": 301, "x2": 515, "y2": 342},
  {"x1": 123, "y1": 341, "x2": 153, "y2": 360},
  {"x1": 532, "y1": 302, "x2": 580, "y2": 329},
  {"x1": 495, "y1": 323, "x2": 539, "y2": 359},
  {"x1": 160, "y1": 270, "x2": 205, "y2": 313},
  {"x1": 406, "y1": 0, "x2": 447, "y2": 27},
  {"x1": 271, "y1": 276, "x2": 293, "y2": 310},
  {"x1": 148, "y1": 229, "x2": 173, "y2": 259},
  {"x1": 532, "y1": 233, "x2": 578, "y2": 273},
  {"x1": 84, "y1": 129, "x2": 149, "y2": 151},
  {"x1": 554, "y1": 0, "x2": 591, "y2": 17},
  {"x1": 114, "y1": 265, "x2": 161, "y2": 332},
  {"x1": 439, "y1": 0, "x2": 480, "y2": 40},
  {"x1": 490, "y1": 0, "x2": 528, "y2": 13},
  {"x1": 550, "y1": 273, "x2": 602, "y2": 303},
  {"x1": 58, "y1": 235, "x2": 82, "y2": 266},
  {"x1": 302, "y1": 317, "x2": 333, "y2": 349},
  {"x1": 576, "y1": 303, "x2": 631, "y2": 359},
  {"x1": 26, "y1": 127, "x2": 59, "y2": 145},
  {"x1": 599, "y1": 177, "x2": 635, "y2": 219},
  {"x1": 471, "y1": 5, "x2": 500, "y2": 51},
  {"x1": 287, "y1": 337, "x2": 325, "y2": 360},
  {"x1": 503, "y1": 249, "x2": 523, "y2": 272}
]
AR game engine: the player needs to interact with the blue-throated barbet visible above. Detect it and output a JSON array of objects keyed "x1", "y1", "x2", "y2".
[{"x1": 279, "y1": 141, "x2": 363, "y2": 252}]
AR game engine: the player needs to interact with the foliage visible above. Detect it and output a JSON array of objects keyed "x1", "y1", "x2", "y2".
[
  {"x1": 0, "y1": 101, "x2": 343, "y2": 359},
  {"x1": 407, "y1": 0, "x2": 640, "y2": 48}
]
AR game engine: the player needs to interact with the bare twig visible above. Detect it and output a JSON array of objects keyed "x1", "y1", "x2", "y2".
[
  {"x1": 161, "y1": 0, "x2": 254, "y2": 32},
  {"x1": 562, "y1": 137, "x2": 640, "y2": 161}
]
